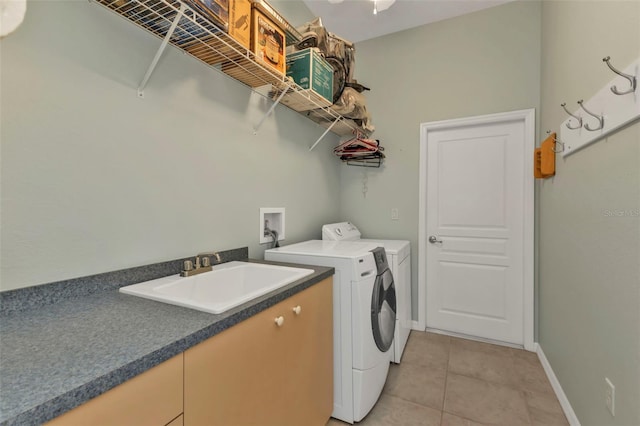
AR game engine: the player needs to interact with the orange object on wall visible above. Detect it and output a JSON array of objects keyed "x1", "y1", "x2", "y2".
[
  {"x1": 534, "y1": 148, "x2": 544, "y2": 178},
  {"x1": 540, "y1": 133, "x2": 556, "y2": 176},
  {"x1": 534, "y1": 133, "x2": 557, "y2": 179}
]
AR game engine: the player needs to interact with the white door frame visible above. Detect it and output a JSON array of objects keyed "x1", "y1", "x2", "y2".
[{"x1": 417, "y1": 109, "x2": 535, "y2": 351}]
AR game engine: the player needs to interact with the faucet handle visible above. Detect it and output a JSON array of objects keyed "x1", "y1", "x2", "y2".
[
  {"x1": 183, "y1": 260, "x2": 193, "y2": 272},
  {"x1": 196, "y1": 252, "x2": 221, "y2": 264},
  {"x1": 201, "y1": 256, "x2": 211, "y2": 267}
]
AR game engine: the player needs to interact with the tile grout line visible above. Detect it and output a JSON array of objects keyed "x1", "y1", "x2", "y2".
[
  {"x1": 512, "y1": 349, "x2": 535, "y2": 426},
  {"x1": 386, "y1": 332, "x2": 451, "y2": 420},
  {"x1": 444, "y1": 337, "x2": 539, "y2": 425},
  {"x1": 442, "y1": 336, "x2": 451, "y2": 411},
  {"x1": 439, "y1": 336, "x2": 451, "y2": 425},
  {"x1": 448, "y1": 343, "x2": 543, "y2": 396},
  {"x1": 510, "y1": 346, "x2": 534, "y2": 425},
  {"x1": 521, "y1": 388, "x2": 534, "y2": 426},
  {"x1": 441, "y1": 336, "x2": 487, "y2": 425}
]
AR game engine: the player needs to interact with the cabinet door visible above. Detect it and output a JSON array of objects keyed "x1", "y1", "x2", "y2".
[
  {"x1": 282, "y1": 277, "x2": 333, "y2": 425},
  {"x1": 184, "y1": 278, "x2": 333, "y2": 426},
  {"x1": 46, "y1": 354, "x2": 183, "y2": 426}
]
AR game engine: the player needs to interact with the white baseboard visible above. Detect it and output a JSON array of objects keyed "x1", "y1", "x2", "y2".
[
  {"x1": 536, "y1": 344, "x2": 581, "y2": 426},
  {"x1": 411, "y1": 320, "x2": 421, "y2": 330}
]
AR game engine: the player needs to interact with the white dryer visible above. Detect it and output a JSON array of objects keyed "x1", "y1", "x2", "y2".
[
  {"x1": 323, "y1": 222, "x2": 411, "y2": 364},
  {"x1": 265, "y1": 241, "x2": 396, "y2": 424}
]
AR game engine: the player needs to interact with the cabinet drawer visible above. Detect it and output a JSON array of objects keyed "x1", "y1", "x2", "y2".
[{"x1": 46, "y1": 354, "x2": 183, "y2": 426}]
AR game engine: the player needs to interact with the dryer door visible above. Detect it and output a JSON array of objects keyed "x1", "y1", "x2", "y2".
[{"x1": 371, "y1": 268, "x2": 397, "y2": 352}]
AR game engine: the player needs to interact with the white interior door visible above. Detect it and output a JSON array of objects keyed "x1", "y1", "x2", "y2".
[{"x1": 418, "y1": 110, "x2": 534, "y2": 347}]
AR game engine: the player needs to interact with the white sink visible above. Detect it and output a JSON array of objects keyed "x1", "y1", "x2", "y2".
[{"x1": 119, "y1": 261, "x2": 314, "y2": 314}]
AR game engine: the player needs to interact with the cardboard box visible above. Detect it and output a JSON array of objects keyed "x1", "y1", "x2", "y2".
[
  {"x1": 280, "y1": 48, "x2": 333, "y2": 111},
  {"x1": 251, "y1": 8, "x2": 285, "y2": 75},
  {"x1": 250, "y1": 0, "x2": 297, "y2": 43},
  {"x1": 229, "y1": 0, "x2": 252, "y2": 49}
]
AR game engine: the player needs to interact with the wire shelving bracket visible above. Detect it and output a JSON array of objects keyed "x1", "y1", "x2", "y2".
[
  {"x1": 309, "y1": 117, "x2": 341, "y2": 151},
  {"x1": 253, "y1": 84, "x2": 290, "y2": 134},
  {"x1": 137, "y1": 2, "x2": 186, "y2": 98},
  {"x1": 93, "y1": 0, "x2": 372, "y2": 146}
]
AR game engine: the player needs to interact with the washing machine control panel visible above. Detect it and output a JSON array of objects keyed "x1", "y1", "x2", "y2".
[{"x1": 323, "y1": 222, "x2": 362, "y2": 241}]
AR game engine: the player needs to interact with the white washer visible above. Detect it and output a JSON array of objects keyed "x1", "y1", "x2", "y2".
[
  {"x1": 323, "y1": 222, "x2": 411, "y2": 364},
  {"x1": 265, "y1": 240, "x2": 396, "y2": 424}
]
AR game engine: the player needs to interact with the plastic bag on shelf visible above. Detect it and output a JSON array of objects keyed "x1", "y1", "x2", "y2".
[
  {"x1": 331, "y1": 87, "x2": 367, "y2": 119},
  {"x1": 291, "y1": 17, "x2": 330, "y2": 56}
]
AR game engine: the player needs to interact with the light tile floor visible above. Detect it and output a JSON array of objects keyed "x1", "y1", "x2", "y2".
[{"x1": 327, "y1": 331, "x2": 569, "y2": 426}]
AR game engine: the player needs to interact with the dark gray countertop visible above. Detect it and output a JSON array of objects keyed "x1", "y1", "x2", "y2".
[{"x1": 0, "y1": 257, "x2": 333, "y2": 426}]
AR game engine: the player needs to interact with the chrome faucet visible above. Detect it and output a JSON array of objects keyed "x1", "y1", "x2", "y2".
[{"x1": 180, "y1": 252, "x2": 221, "y2": 277}]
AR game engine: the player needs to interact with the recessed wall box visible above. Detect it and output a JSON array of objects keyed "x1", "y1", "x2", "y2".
[{"x1": 260, "y1": 207, "x2": 285, "y2": 244}]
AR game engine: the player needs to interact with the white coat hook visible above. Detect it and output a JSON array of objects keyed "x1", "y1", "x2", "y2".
[
  {"x1": 577, "y1": 99, "x2": 604, "y2": 131},
  {"x1": 603, "y1": 56, "x2": 637, "y2": 95},
  {"x1": 560, "y1": 102, "x2": 582, "y2": 130},
  {"x1": 546, "y1": 130, "x2": 565, "y2": 153}
]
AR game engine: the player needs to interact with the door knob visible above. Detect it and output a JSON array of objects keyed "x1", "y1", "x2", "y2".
[
  {"x1": 428, "y1": 235, "x2": 443, "y2": 244},
  {"x1": 292, "y1": 305, "x2": 302, "y2": 315},
  {"x1": 274, "y1": 316, "x2": 285, "y2": 327}
]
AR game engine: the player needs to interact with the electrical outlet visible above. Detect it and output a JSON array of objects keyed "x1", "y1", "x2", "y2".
[
  {"x1": 605, "y1": 377, "x2": 615, "y2": 416},
  {"x1": 391, "y1": 208, "x2": 399, "y2": 220}
]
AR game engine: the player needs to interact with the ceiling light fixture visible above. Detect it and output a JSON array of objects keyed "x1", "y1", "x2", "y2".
[
  {"x1": 0, "y1": 0, "x2": 27, "y2": 38},
  {"x1": 372, "y1": 0, "x2": 395, "y2": 15},
  {"x1": 327, "y1": 0, "x2": 396, "y2": 15}
]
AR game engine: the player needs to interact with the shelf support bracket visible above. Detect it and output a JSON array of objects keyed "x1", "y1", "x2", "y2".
[
  {"x1": 253, "y1": 85, "x2": 290, "y2": 134},
  {"x1": 309, "y1": 117, "x2": 341, "y2": 151},
  {"x1": 137, "y1": 3, "x2": 186, "y2": 98}
]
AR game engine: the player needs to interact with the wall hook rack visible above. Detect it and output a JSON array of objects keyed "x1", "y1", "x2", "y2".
[
  {"x1": 560, "y1": 56, "x2": 640, "y2": 156},
  {"x1": 561, "y1": 102, "x2": 582, "y2": 129},
  {"x1": 577, "y1": 99, "x2": 604, "y2": 131},
  {"x1": 603, "y1": 56, "x2": 637, "y2": 95}
]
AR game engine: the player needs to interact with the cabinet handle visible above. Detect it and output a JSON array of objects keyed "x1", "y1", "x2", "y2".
[
  {"x1": 292, "y1": 305, "x2": 302, "y2": 315},
  {"x1": 274, "y1": 316, "x2": 285, "y2": 327}
]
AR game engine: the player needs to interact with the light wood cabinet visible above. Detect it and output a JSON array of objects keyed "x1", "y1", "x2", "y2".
[
  {"x1": 184, "y1": 277, "x2": 333, "y2": 426},
  {"x1": 46, "y1": 354, "x2": 183, "y2": 426},
  {"x1": 45, "y1": 278, "x2": 332, "y2": 426}
]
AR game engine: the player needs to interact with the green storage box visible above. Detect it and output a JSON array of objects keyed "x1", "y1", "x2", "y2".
[{"x1": 281, "y1": 48, "x2": 333, "y2": 111}]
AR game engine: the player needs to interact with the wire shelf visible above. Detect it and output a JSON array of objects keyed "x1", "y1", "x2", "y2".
[{"x1": 94, "y1": 0, "x2": 364, "y2": 138}]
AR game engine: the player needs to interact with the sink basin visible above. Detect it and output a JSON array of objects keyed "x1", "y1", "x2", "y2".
[{"x1": 119, "y1": 261, "x2": 314, "y2": 314}]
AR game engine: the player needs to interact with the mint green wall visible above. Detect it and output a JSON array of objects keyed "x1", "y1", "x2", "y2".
[
  {"x1": 0, "y1": 1, "x2": 339, "y2": 291},
  {"x1": 3, "y1": 2, "x2": 639, "y2": 423},
  {"x1": 339, "y1": 1, "x2": 639, "y2": 424},
  {"x1": 339, "y1": 0, "x2": 542, "y2": 319},
  {"x1": 538, "y1": 1, "x2": 640, "y2": 425}
]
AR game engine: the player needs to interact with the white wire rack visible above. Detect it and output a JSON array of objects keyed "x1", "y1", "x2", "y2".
[{"x1": 94, "y1": 0, "x2": 367, "y2": 143}]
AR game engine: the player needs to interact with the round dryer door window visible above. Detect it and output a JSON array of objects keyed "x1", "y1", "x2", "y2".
[{"x1": 371, "y1": 268, "x2": 397, "y2": 352}]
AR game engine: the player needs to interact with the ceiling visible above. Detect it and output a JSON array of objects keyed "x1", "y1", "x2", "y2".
[{"x1": 301, "y1": 0, "x2": 515, "y2": 43}]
